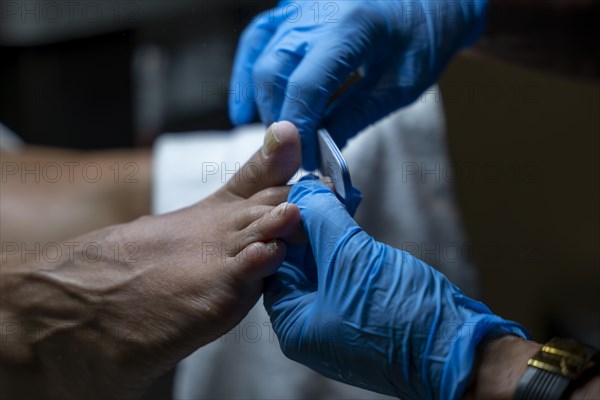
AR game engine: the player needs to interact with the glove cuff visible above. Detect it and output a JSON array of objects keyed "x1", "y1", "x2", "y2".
[{"x1": 439, "y1": 314, "x2": 530, "y2": 400}]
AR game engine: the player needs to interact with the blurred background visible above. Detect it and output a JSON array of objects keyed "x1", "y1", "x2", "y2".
[
  {"x1": 1, "y1": 1, "x2": 275, "y2": 147},
  {"x1": 1, "y1": 1, "x2": 598, "y2": 398}
]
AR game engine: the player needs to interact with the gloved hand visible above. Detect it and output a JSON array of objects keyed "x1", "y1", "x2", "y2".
[
  {"x1": 229, "y1": 0, "x2": 488, "y2": 170},
  {"x1": 264, "y1": 179, "x2": 528, "y2": 400}
]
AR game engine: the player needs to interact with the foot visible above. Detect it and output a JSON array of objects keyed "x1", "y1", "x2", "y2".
[
  {"x1": 109, "y1": 121, "x2": 303, "y2": 388},
  {"x1": 0, "y1": 122, "x2": 302, "y2": 399}
]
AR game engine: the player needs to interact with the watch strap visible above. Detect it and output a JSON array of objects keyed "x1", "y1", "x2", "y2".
[
  {"x1": 513, "y1": 338, "x2": 599, "y2": 400},
  {"x1": 513, "y1": 365, "x2": 570, "y2": 400}
]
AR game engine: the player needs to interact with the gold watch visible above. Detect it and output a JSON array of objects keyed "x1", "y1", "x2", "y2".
[{"x1": 513, "y1": 337, "x2": 599, "y2": 400}]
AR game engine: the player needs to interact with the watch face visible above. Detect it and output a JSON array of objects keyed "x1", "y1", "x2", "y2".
[
  {"x1": 533, "y1": 338, "x2": 591, "y2": 378},
  {"x1": 544, "y1": 338, "x2": 587, "y2": 359},
  {"x1": 516, "y1": 338, "x2": 599, "y2": 400}
]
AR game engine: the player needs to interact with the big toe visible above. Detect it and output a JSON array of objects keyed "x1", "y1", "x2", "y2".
[{"x1": 224, "y1": 121, "x2": 301, "y2": 199}]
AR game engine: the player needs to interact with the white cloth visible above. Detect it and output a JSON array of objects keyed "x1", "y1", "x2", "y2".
[{"x1": 153, "y1": 86, "x2": 478, "y2": 399}]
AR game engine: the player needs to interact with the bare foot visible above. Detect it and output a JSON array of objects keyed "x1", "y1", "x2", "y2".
[{"x1": 0, "y1": 122, "x2": 302, "y2": 399}]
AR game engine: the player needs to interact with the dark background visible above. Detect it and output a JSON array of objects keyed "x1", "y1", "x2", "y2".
[{"x1": 441, "y1": 55, "x2": 599, "y2": 348}]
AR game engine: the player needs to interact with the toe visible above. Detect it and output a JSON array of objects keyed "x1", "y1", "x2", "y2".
[
  {"x1": 228, "y1": 240, "x2": 286, "y2": 280},
  {"x1": 247, "y1": 186, "x2": 291, "y2": 207},
  {"x1": 234, "y1": 202, "x2": 300, "y2": 250},
  {"x1": 233, "y1": 205, "x2": 273, "y2": 230},
  {"x1": 223, "y1": 121, "x2": 301, "y2": 199}
]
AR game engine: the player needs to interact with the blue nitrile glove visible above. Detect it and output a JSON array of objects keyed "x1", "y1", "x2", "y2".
[
  {"x1": 264, "y1": 179, "x2": 529, "y2": 400},
  {"x1": 229, "y1": 0, "x2": 488, "y2": 170}
]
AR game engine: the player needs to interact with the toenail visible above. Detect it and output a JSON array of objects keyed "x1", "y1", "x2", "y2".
[
  {"x1": 265, "y1": 239, "x2": 278, "y2": 253},
  {"x1": 270, "y1": 202, "x2": 288, "y2": 217},
  {"x1": 262, "y1": 122, "x2": 281, "y2": 157}
]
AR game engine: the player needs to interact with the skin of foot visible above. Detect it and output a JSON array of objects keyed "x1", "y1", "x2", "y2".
[{"x1": 0, "y1": 121, "x2": 302, "y2": 399}]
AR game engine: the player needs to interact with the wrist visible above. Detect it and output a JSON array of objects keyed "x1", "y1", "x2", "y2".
[
  {"x1": 464, "y1": 335, "x2": 541, "y2": 400},
  {"x1": 514, "y1": 338, "x2": 600, "y2": 400}
]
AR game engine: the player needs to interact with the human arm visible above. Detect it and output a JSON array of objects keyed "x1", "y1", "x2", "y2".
[
  {"x1": 263, "y1": 178, "x2": 528, "y2": 399},
  {"x1": 265, "y1": 179, "x2": 599, "y2": 399},
  {"x1": 264, "y1": 179, "x2": 600, "y2": 399}
]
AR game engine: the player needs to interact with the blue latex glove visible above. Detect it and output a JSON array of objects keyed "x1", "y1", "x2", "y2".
[
  {"x1": 264, "y1": 179, "x2": 529, "y2": 399},
  {"x1": 229, "y1": 0, "x2": 488, "y2": 170}
]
